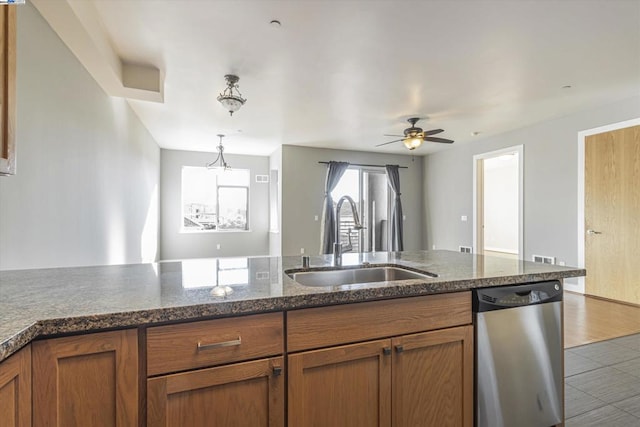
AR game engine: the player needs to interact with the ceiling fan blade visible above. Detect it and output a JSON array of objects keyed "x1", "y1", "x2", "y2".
[
  {"x1": 423, "y1": 128, "x2": 444, "y2": 136},
  {"x1": 383, "y1": 134, "x2": 405, "y2": 137},
  {"x1": 375, "y1": 139, "x2": 404, "y2": 147},
  {"x1": 424, "y1": 137, "x2": 454, "y2": 144}
]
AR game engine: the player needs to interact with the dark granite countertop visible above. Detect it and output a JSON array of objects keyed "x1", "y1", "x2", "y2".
[{"x1": 0, "y1": 250, "x2": 585, "y2": 362}]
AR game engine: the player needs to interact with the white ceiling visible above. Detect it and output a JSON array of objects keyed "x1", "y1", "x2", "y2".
[{"x1": 35, "y1": 0, "x2": 640, "y2": 156}]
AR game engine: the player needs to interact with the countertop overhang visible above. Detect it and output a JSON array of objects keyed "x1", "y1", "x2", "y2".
[{"x1": 0, "y1": 250, "x2": 585, "y2": 362}]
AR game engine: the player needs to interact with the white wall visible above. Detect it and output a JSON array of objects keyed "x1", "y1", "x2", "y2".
[
  {"x1": 160, "y1": 149, "x2": 270, "y2": 260},
  {"x1": 0, "y1": 3, "x2": 160, "y2": 270},
  {"x1": 280, "y1": 145, "x2": 424, "y2": 256},
  {"x1": 424, "y1": 95, "x2": 640, "y2": 267},
  {"x1": 483, "y1": 155, "x2": 519, "y2": 253},
  {"x1": 269, "y1": 147, "x2": 282, "y2": 256}
]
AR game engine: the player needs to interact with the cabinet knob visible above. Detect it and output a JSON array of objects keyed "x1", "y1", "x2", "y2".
[
  {"x1": 395, "y1": 345, "x2": 404, "y2": 353},
  {"x1": 272, "y1": 366, "x2": 282, "y2": 376},
  {"x1": 383, "y1": 347, "x2": 391, "y2": 356}
]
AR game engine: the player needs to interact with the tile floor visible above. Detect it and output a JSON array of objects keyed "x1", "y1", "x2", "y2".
[{"x1": 565, "y1": 333, "x2": 640, "y2": 426}]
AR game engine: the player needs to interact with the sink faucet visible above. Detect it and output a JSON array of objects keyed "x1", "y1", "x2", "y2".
[{"x1": 334, "y1": 195, "x2": 364, "y2": 266}]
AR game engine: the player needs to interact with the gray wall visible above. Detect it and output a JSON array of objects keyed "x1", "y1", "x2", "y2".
[
  {"x1": 423, "y1": 95, "x2": 640, "y2": 267},
  {"x1": 280, "y1": 145, "x2": 424, "y2": 256},
  {"x1": 0, "y1": 3, "x2": 160, "y2": 270},
  {"x1": 160, "y1": 149, "x2": 270, "y2": 260}
]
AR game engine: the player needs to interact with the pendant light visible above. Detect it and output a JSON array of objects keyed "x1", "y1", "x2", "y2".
[
  {"x1": 217, "y1": 74, "x2": 246, "y2": 116},
  {"x1": 206, "y1": 134, "x2": 231, "y2": 171}
]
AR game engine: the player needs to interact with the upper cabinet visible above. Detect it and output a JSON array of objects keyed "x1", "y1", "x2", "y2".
[{"x1": 0, "y1": 5, "x2": 16, "y2": 176}]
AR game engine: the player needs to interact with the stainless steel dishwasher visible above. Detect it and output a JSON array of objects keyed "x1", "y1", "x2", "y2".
[{"x1": 473, "y1": 280, "x2": 563, "y2": 427}]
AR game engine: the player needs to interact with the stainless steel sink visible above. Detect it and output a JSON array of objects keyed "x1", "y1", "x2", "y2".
[{"x1": 287, "y1": 266, "x2": 436, "y2": 287}]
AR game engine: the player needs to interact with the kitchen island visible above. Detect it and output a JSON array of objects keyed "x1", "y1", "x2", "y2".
[
  {"x1": 0, "y1": 250, "x2": 584, "y2": 426},
  {"x1": 0, "y1": 250, "x2": 584, "y2": 361}
]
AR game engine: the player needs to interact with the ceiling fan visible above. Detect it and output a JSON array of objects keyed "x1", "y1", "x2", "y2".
[{"x1": 377, "y1": 117, "x2": 454, "y2": 150}]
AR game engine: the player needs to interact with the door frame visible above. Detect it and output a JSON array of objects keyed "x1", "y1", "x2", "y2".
[
  {"x1": 360, "y1": 168, "x2": 389, "y2": 252},
  {"x1": 472, "y1": 145, "x2": 524, "y2": 257},
  {"x1": 576, "y1": 117, "x2": 640, "y2": 294}
]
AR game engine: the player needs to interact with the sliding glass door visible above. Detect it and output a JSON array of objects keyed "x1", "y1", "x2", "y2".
[{"x1": 331, "y1": 168, "x2": 389, "y2": 253}]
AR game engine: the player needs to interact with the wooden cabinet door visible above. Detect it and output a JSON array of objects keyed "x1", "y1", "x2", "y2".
[
  {"x1": 32, "y1": 329, "x2": 139, "y2": 427},
  {"x1": 392, "y1": 325, "x2": 473, "y2": 427},
  {"x1": 0, "y1": 345, "x2": 31, "y2": 427},
  {"x1": 147, "y1": 356, "x2": 284, "y2": 427},
  {"x1": 288, "y1": 339, "x2": 391, "y2": 427},
  {"x1": 0, "y1": 5, "x2": 16, "y2": 176}
]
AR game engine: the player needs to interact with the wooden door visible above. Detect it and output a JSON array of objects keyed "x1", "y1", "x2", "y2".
[
  {"x1": 147, "y1": 357, "x2": 284, "y2": 427},
  {"x1": 32, "y1": 329, "x2": 139, "y2": 427},
  {"x1": 288, "y1": 339, "x2": 391, "y2": 427},
  {"x1": 0, "y1": 5, "x2": 16, "y2": 176},
  {"x1": 392, "y1": 326, "x2": 473, "y2": 427},
  {"x1": 585, "y1": 125, "x2": 640, "y2": 304},
  {"x1": 0, "y1": 345, "x2": 31, "y2": 427}
]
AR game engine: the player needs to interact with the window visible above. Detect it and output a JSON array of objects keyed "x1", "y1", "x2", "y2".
[
  {"x1": 332, "y1": 167, "x2": 390, "y2": 253},
  {"x1": 182, "y1": 167, "x2": 250, "y2": 232}
]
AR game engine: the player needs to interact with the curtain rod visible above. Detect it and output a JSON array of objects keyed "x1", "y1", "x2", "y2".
[{"x1": 318, "y1": 161, "x2": 408, "y2": 169}]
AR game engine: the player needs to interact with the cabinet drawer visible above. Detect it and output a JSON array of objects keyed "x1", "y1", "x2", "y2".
[
  {"x1": 147, "y1": 312, "x2": 284, "y2": 376},
  {"x1": 287, "y1": 292, "x2": 471, "y2": 352}
]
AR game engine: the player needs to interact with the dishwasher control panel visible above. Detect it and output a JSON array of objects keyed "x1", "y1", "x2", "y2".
[{"x1": 473, "y1": 280, "x2": 562, "y2": 312}]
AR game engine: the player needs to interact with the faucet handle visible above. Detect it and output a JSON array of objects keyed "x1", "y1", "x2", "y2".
[{"x1": 301, "y1": 256, "x2": 310, "y2": 269}]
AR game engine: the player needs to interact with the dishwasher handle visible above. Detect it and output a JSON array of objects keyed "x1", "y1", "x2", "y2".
[{"x1": 473, "y1": 280, "x2": 562, "y2": 312}]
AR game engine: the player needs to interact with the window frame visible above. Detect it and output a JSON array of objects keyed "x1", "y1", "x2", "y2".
[
  {"x1": 216, "y1": 184, "x2": 250, "y2": 232},
  {"x1": 180, "y1": 166, "x2": 251, "y2": 234}
]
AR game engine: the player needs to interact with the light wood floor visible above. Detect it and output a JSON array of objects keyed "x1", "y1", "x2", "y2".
[{"x1": 564, "y1": 291, "x2": 640, "y2": 348}]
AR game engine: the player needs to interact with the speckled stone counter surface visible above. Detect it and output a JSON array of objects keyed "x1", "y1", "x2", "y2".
[{"x1": 0, "y1": 250, "x2": 584, "y2": 362}]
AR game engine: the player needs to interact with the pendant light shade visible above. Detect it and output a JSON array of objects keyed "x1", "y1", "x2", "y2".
[{"x1": 217, "y1": 74, "x2": 246, "y2": 116}]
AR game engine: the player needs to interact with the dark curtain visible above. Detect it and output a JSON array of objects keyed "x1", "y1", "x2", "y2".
[
  {"x1": 385, "y1": 164, "x2": 404, "y2": 251},
  {"x1": 320, "y1": 161, "x2": 350, "y2": 254}
]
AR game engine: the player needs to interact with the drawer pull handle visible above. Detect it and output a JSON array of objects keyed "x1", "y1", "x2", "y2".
[
  {"x1": 197, "y1": 336, "x2": 242, "y2": 351},
  {"x1": 383, "y1": 347, "x2": 392, "y2": 356},
  {"x1": 395, "y1": 345, "x2": 404, "y2": 353}
]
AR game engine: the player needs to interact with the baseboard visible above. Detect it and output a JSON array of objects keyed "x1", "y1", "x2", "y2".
[{"x1": 582, "y1": 293, "x2": 640, "y2": 309}]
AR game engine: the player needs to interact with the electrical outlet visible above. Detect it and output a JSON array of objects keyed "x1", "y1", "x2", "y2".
[
  {"x1": 403, "y1": 215, "x2": 406, "y2": 220},
  {"x1": 432, "y1": 245, "x2": 436, "y2": 250},
  {"x1": 300, "y1": 248, "x2": 305, "y2": 254},
  {"x1": 314, "y1": 215, "x2": 318, "y2": 221},
  {"x1": 461, "y1": 215, "x2": 468, "y2": 222},
  {"x1": 216, "y1": 244, "x2": 221, "y2": 250}
]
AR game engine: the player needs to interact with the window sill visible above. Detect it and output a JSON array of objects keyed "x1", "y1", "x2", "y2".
[{"x1": 180, "y1": 229, "x2": 252, "y2": 234}]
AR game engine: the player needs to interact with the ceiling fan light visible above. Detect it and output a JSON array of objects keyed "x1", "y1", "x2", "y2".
[{"x1": 403, "y1": 137, "x2": 423, "y2": 150}]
